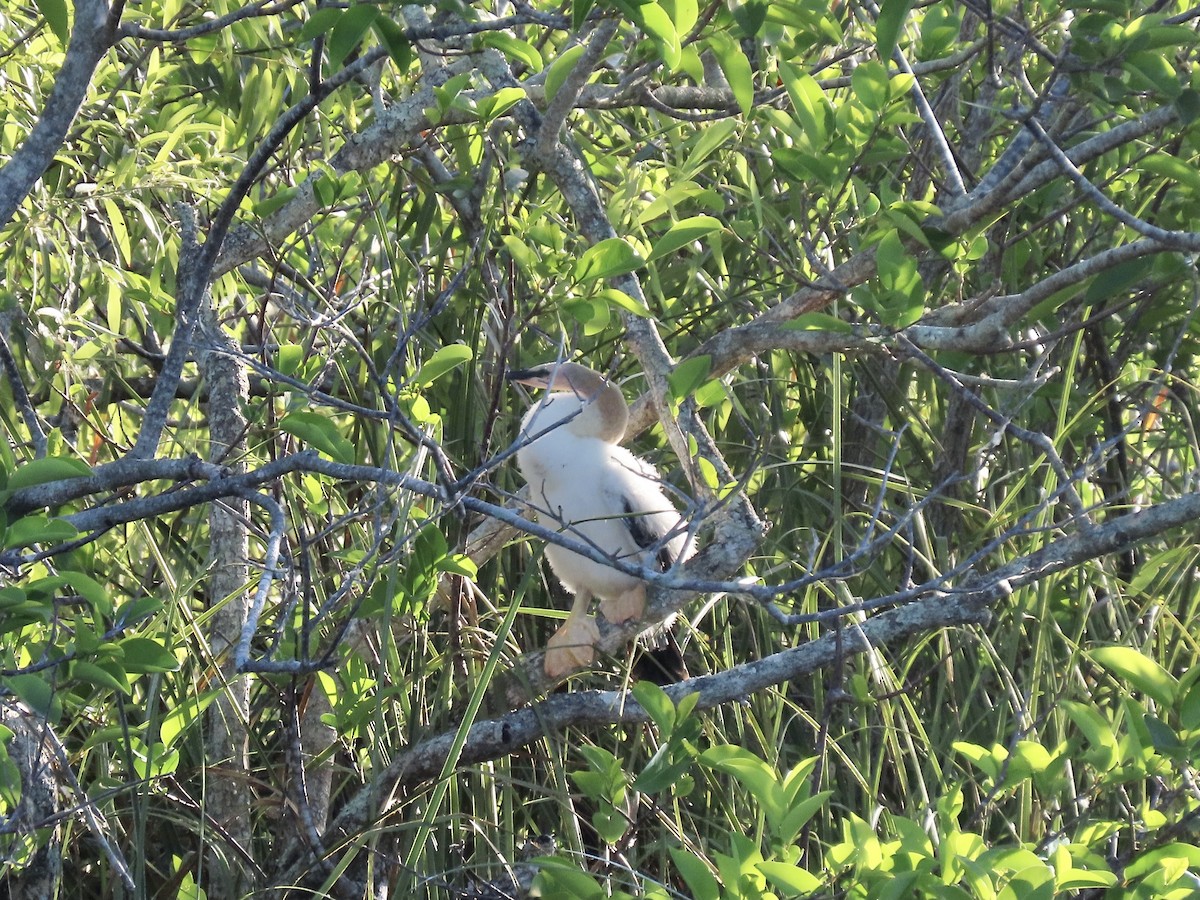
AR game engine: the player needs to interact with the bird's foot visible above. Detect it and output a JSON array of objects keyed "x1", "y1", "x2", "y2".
[
  {"x1": 544, "y1": 615, "x2": 600, "y2": 677},
  {"x1": 601, "y1": 585, "x2": 646, "y2": 625}
]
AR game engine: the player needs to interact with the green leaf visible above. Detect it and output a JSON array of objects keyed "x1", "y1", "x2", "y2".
[
  {"x1": 328, "y1": 4, "x2": 380, "y2": 65},
  {"x1": 1136, "y1": 153, "x2": 1200, "y2": 197},
  {"x1": 299, "y1": 6, "x2": 342, "y2": 41},
  {"x1": 685, "y1": 120, "x2": 739, "y2": 175},
  {"x1": 34, "y1": 0, "x2": 69, "y2": 45},
  {"x1": 254, "y1": 186, "x2": 299, "y2": 219},
  {"x1": 668, "y1": 847, "x2": 720, "y2": 900},
  {"x1": 1087, "y1": 646, "x2": 1179, "y2": 707},
  {"x1": 1124, "y1": 843, "x2": 1200, "y2": 880},
  {"x1": 119, "y1": 637, "x2": 180, "y2": 674},
  {"x1": 649, "y1": 215, "x2": 722, "y2": 261},
  {"x1": 1083, "y1": 256, "x2": 1153, "y2": 304},
  {"x1": 706, "y1": 33, "x2": 753, "y2": 114},
  {"x1": 876, "y1": 0, "x2": 915, "y2": 59},
  {"x1": 414, "y1": 344, "x2": 473, "y2": 388},
  {"x1": 851, "y1": 60, "x2": 890, "y2": 112},
  {"x1": 60, "y1": 571, "x2": 111, "y2": 615},
  {"x1": 1123, "y1": 50, "x2": 1181, "y2": 99},
  {"x1": 545, "y1": 44, "x2": 587, "y2": 103},
  {"x1": 778, "y1": 61, "x2": 829, "y2": 145},
  {"x1": 573, "y1": 238, "x2": 644, "y2": 282},
  {"x1": 6, "y1": 456, "x2": 93, "y2": 491},
  {"x1": 160, "y1": 691, "x2": 219, "y2": 748},
  {"x1": 279, "y1": 411, "x2": 355, "y2": 464},
  {"x1": 699, "y1": 745, "x2": 783, "y2": 823},
  {"x1": 661, "y1": 0, "x2": 697, "y2": 34},
  {"x1": 477, "y1": 86, "x2": 527, "y2": 122},
  {"x1": 757, "y1": 861, "x2": 822, "y2": 894},
  {"x1": 1175, "y1": 88, "x2": 1200, "y2": 124},
  {"x1": 74, "y1": 660, "x2": 131, "y2": 695},
  {"x1": 599, "y1": 288, "x2": 651, "y2": 317},
  {"x1": 776, "y1": 791, "x2": 832, "y2": 844},
  {"x1": 3, "y1": 674, "x2": 58, "y2": 719},
  {"x1": 592, "y1": 806, "x2": 626, "y2": 844},
  {"x1": 5, "y1": 516, "x2": 79, "y2": 549},
  {"x1": 732, "y1": 0, "x2": 766, "y2": 36},
  {"x1": 782, "y1": 312, "x2": 853, "y2": 333},
  {"x1": 632, "y1": 681, "x2": 676, "y2": 733},
  {"x1": 101, "y1": 198, "x2": 131, "y2": 265},
  {"x1": 573, "y1": 0, "x2": 596, "y2": 30},
  {"x1": 480, "y1": 33, "x2": 543, "y2": 72},
  {"x1": 667, "y1": 355, "x2": 711, "y2": 403},
  {"x1": 373, "y1": 16, "x2": 413, "y2": 72},
  {"x1": 633, "y1": 3, "x2": 681, "y2": 69},
  {"x1": 1181, "y1": 680, "x2": 1200, "y2": 730},
  {"x1": 1061, "y1": 700, "x2": 1117, "y2": 770}
]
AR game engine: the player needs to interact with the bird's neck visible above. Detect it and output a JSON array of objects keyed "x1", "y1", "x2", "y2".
[{"x1": 589, "y1": 382, "x2": 628, "y2": 443}]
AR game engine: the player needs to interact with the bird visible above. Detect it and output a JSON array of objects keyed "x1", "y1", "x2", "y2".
[{"x1": 507, "y1": 361, "x2": 693, "y2": 679}]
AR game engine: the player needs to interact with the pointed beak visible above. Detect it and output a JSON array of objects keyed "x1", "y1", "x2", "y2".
[{"x1": 506, "y1": 367, "x2": 553, "y2": 388}]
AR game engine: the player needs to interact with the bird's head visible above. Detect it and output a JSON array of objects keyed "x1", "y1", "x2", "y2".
[{"x1": 508, "y1": 361, "x2": 628, "y2": 443}]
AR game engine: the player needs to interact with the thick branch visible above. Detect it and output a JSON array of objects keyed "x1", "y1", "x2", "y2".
[{"x1": 0, "y1": 0, "x2": 119, "y2": 229}]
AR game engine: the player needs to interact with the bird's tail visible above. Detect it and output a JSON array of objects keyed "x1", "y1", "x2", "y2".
[{"x1": 632, "y1": 623, "x2": 688, "y2": 684}]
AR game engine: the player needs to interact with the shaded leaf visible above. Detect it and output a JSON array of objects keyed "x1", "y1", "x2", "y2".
[
  {"x1": 34, "y1": 0, "x2": 68, "y2": 44},
  {"x1": 328, "y1": 4, "x2": 380, "y2": 65},
  {"x1": 667, "y1": 355, "x2": 711, "y2": 402},
  {"x1": 5, "y1": 516, "x2": 79, "y2": 549},
  {"x1": 6, "y1": 456, "x2": 93, "y2": 491},
  {"x1": 876, "y1": 0, "x2": 915, "y2": 59},
  {"x1": 120, "y1": 637, "x2": 180, "y2": 674},
  {"x1": 373, "y1": 16, "x2": 413, "y2": 71},
  {"x1": 279, "y1": 411, "x2": 355, "y2": 463}
]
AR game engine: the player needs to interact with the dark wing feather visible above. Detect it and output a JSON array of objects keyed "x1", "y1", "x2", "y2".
[{"x1": 620, "y1": 495, "x2": 676, "y2": 572}]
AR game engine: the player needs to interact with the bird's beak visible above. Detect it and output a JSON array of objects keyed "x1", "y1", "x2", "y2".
[{"x1": 506, "y1": 367, "x2": 552, "y2": 388}]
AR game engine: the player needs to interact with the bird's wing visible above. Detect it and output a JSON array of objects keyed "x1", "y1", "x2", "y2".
[{"x1": 620, "y1": 494, "x2": 677, "y2": 572}]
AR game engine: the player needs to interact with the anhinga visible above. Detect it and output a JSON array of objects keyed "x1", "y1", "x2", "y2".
[{"x1": 508, "y1": 362, "x2": 692, "y2": 679}]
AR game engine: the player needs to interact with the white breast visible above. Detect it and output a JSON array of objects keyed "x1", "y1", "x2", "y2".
[{"x1": 515, "y1": 398, "x2": 689, "y2": 602}]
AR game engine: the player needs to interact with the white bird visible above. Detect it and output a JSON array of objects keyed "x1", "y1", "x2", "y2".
[{"x1": 508, "y1": 361, "x2": 692, "y2": 678}]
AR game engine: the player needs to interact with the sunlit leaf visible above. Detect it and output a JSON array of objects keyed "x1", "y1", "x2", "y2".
[
  {"x1": 480, "y1": 33, "x2": 543, "y2": 72},
  {"x1": 573, "y1": 238, "x2": 644, "y2": 282},
  {"x1": 599, "y1": 288, "x2": 651, "y2": 317},
  {"x1": 545, "y1": 44, "x2": 587, "y2": 103},
  {"x1": 413, "y1": 344, "x2": 473, "y2": 387},
  {"x1": 758, "y1": 861, "x2": 822, "y2": 893},
  {"x1": 1087, "y1": 646, "x2": 1179, "y2": 707},
  {"x1": 649, "y1": 215, "x2": 722, "y2": 261},
  {"x1": 477, "y1": 86, "x2": 527, "y2": 122}
]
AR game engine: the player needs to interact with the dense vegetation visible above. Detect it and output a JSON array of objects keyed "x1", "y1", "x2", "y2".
[{"x1": 0, "y1": 0, "x2": 1198, "y2": 896}]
